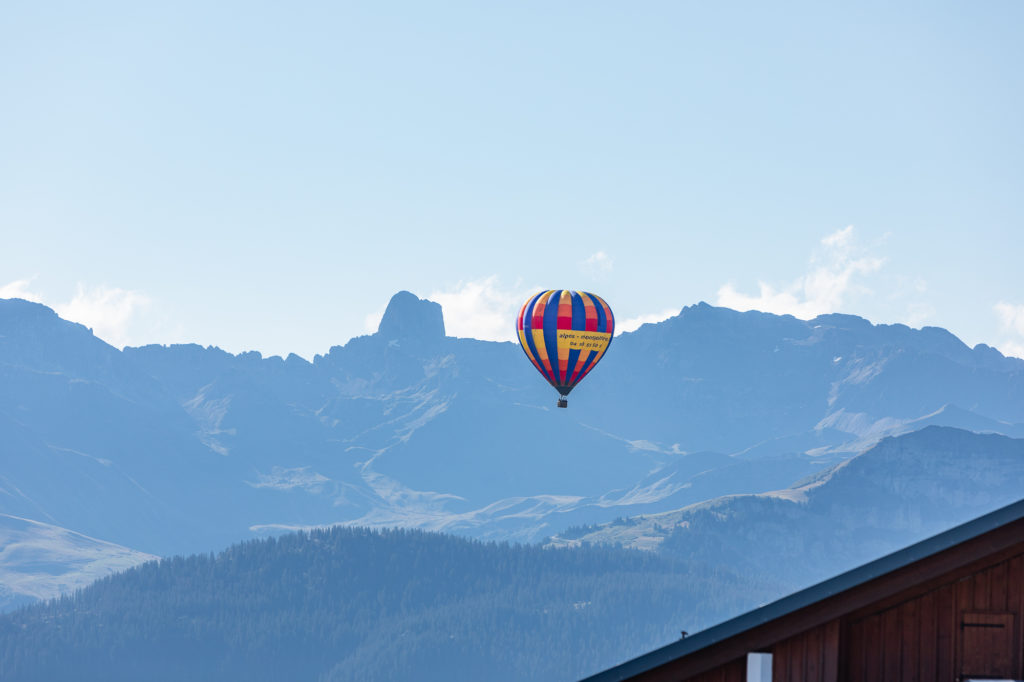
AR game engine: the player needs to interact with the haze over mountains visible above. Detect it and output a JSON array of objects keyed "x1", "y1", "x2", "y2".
[
  {"x1": 1, "y1": 427, "x2": 1021, "y2": 681},
  {"x1": 2, "y1": 291, "x2": 1023, "y2": 611}
]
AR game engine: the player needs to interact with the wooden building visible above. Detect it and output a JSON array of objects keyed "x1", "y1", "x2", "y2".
[{"x1": 583, "y1": 499, "x2": 1024, "y2": 682}]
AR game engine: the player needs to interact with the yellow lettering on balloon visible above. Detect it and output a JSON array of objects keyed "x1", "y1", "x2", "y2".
[{"x1": 556, "y1": 330, "x2": 611, "y2": 353}]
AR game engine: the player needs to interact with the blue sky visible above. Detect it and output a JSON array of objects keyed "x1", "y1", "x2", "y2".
[{"x1": 2, "y1": 1, "x2": 1023, "y2": 359}]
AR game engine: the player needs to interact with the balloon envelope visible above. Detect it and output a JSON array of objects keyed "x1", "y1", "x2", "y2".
[{"x1": 516, "y1": 290, "x2": 614, "y2": 399}]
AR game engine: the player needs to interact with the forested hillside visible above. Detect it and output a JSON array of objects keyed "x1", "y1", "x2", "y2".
[{"x1": 0, "y1": 527, "x2": 777, "y2": 682}]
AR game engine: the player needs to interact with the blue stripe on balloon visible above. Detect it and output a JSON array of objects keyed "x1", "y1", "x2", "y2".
[
  {"x1": 565, "y1": 348, "x2": 581, "y2": 384},
  {"x1": 543, "y1": 291, "x2": 561, "y2": 385},
  {"x1": 571, "y1": 291, "x2": 586, "y2": 331},
  {"x1": 590, "y1": 293, "x2": 608, "y2": 333},
  {"x1": 562, "y1": 292, "x2": 585, "y2": 382}
]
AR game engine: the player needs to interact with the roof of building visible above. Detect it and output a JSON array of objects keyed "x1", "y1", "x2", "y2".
[{"x1": 581, "y1": 497, "x2": 1024, "y2": 682}]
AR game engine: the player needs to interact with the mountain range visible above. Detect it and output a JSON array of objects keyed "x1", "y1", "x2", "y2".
[
  {"x1": 549, "y1": 426, "x2": 1024, "y2": 590},
  {"x1": 2, "y1": 291, "x2": 1023, "y2": 609}
]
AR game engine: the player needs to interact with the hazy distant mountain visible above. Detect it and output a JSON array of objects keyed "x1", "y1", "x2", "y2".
[
  {"x1": 2, "y1": 428, "x2": 1020, "y2": 681},
  {"x1": 2, "y1": 292, "x2": 1023, "y2": 605},
  {"x1": 547, "y1": 426, "x2": 1024, "y2": 589}
]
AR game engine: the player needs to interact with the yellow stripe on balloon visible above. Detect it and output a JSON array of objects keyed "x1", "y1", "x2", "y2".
[
  {"x1": 519, "y1": 329, "x2": 543, "y2": 373},
  {"x1": 532, "y1": 328, "x2": 554, "y2": 381}
]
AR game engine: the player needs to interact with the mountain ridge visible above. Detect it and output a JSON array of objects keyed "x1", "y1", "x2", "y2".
[
  {"x1": 2, "y1": 292, "x2": 1023, "y2": 607},
  {"x1": 547, "y1": 426, "x2": 1024, "y2": 589}
]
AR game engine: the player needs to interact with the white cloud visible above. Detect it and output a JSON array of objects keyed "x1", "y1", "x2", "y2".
[
  {"x1": 821, "y1": 224, "x2": 854, "y2": 249},
  {"x1": 362, "y1": 308, "x2": 385, "y2": 335},
  {"x1": 1000, "y1": 341, "x2": 1024, "y2": 360},
  {"x1": 616, "y1": 308, "x2": 678, "y2": 335},
  {"x1": 995, "y1": 302, "x2": 1024, "y2": 337},
  {"x1": 716, "y1": 226, "x2": 884, "y2": 319},
  {"x1": 994, "y1": 302, "x2": 1024, "y2": 359},
  {"x1": 429, "y1": 279, "x2": 676, "y2": 339},
  {"x1": 580, "y1": 251, "x2": 613, "y2": 276},
  {"x1": 428, "y1": 277, "x2": 538, "y2": 342},
  {"x1": 2, "y1": 279, "x2": 156, "y2": 348},
  {"x1": 2, "y1": 278, "x2": 188, "y2": 349},
  {"x1": 53, "y1": 284, "x2": 152, "y2": 348},
  {"x1": 0, "y1": 278, "x2": 44, "y2": 302}
]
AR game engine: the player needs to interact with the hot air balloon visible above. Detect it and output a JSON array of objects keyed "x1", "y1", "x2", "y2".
[{"x1": 516, "y1": 290, "x2": 614, "y2": 408}]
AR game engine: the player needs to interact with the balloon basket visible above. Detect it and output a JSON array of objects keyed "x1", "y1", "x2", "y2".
[{"x1": 557, "y1": 398, "x2": 568, "y2": 408}]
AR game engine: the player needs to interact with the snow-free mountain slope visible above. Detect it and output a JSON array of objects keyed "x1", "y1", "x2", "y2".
[
  {"x1": 0, "y1": 514, "x2": 157, "y2": 611},
  {"x1": 2, "y1": 293, "x2": 1023, "y2": 563},
  {"x1": 584, "y1": 304, "x2": 1024, "y2": 453},
  {"x1": 548, "y1": 426, "x2": 1024, "y2": 589}
]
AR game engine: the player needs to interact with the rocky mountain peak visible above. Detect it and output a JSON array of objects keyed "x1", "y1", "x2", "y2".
[{"x1": 377, "y1": 291, "x2": 445, "y2": 340}]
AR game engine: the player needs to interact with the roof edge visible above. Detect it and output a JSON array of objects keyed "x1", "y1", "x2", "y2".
[{"x1": 582, "y1": 498, "x2": 1024, "y2": 682}]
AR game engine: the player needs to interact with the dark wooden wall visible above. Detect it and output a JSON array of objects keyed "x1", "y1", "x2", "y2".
[
  {"x1": 845, "y1": 582, "x2": 956, "y2": 681},
  {"x1": 680, "y1": 657, "x2": 745, "y2": 682},
  {"x1": 843, "y1": 552, "x2": 1023, "y2": 681},
  {"x1": 674, "y1": 550, "x2": 1024, "y2": 682},
  {"x1": 773, "y1": 621, "x2": 840, "y2": 682},
  {"x1": 953, "y1": 552, "x2": 1022, "y2": 680}
]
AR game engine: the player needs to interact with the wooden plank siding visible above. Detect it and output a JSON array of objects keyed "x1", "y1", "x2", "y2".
[
  {"x1": 772, "y1": 621, "x2": 839, "y2": 682},
  {"x1": 952, "y1": 553, "x2": 1023, "y2": 679},
  {"x1": 671, "y1": 552, "x2": 1024, "y2": 682},
  {"x1": 845, "y1": 582, "x2": 957, "y2": 681},
  {"x1": 679, "y1": 657, "x2": 745, "y2": 682},
  {"x1": 829, "y1": 552, "x2": 1024, "y2": 682},
  {"x1": 624, "y1": 545, "x2": 1024, "y2": 682},
  {"x1": 771, "y1": 551, "x2": 1024, "y2": 681}
]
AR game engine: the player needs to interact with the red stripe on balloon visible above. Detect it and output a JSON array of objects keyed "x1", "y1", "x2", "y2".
[
  {"x1": 581, "y1": 293, "x2": 598, "y2": 331},
  {"x1": 557, "y1": 290, "x2": 572, "y2": 329}
]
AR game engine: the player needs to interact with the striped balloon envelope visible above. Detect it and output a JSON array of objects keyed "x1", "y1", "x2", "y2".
[{"x1": 516, "y1": 290, "x2": 614, "y2": 408}]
